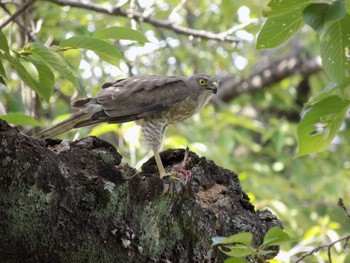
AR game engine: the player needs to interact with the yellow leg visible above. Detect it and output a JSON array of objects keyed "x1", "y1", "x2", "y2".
[
  {"x1": 153, "y1": 148, "x2": 167, "y2": 178},
  {"x1": 182, "y1": 146, "x2": 190, "y2": 167}
]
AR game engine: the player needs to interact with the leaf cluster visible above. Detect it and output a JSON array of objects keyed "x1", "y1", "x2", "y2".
[
  {"x1": 257, "y1": 0, "x2": 350, "y2": 156},
  {"x1": 1, "y1": 26, "x2": 147, "y2": 94},
  {"x1": 212, "y1": 227, "x2": 292, "y2": 262},
  {"x1": 0, "y1": 27, "x2": 147, "y2": 124}
]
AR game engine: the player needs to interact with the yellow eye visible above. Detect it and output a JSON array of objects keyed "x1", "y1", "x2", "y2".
[{"x1": 199, "y1": 79, "x2": 208, "y2": 86}]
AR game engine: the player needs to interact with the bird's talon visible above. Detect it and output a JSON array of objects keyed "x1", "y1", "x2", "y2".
[
  {"x1": 177, "y1": 166, "x2": 185, "y2": 174},
  {"x1": 161, "y1": 173, "x2": 180, "y2": 182},
  {"x1": 161, "y1": 174, "x2": 171, "y2": 183}
]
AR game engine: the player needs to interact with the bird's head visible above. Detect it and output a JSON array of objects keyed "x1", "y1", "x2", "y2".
[
  {"x1": 188, "y1": 73, "x2": 219, "y2": 96},
  {"x1": 186, "y1": 73, "x2": 219, "y2": 110}
]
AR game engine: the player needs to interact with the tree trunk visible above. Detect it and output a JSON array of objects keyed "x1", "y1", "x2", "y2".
[{"x1": 0, "y1": 120, "x2": 282, "y2": 262}]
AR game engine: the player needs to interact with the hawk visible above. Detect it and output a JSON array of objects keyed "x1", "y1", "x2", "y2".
[{"x1": 36, "y1": 73, "x2": 219, "y2": 178}]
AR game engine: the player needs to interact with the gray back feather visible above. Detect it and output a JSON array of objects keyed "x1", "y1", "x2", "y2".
[{"x1": 97, "y1": 75, "x2": 195, "y2": 118}]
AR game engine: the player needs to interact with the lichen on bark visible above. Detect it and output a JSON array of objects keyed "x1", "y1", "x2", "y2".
[{"x1": 0, "y1": 120, "x2": 282, "y2": 262}]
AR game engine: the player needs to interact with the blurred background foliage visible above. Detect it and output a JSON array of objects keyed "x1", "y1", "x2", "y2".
[{"x1": 1, "y1": 0, "x2": 349, "y2": 262}]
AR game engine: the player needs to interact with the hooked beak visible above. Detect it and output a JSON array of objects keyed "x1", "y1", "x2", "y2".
[{"x1": 206, "y1": 80, "x2": 218, "y2": 94}]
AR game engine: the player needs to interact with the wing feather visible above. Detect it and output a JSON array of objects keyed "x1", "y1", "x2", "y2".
[{"x1": 96, "y1": 75, "x2": 190, "y2": 118}]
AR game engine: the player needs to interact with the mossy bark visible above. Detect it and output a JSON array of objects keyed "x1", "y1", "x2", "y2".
[{"x1": 0, "y1": 120, "x2": 282, "y2": 262}]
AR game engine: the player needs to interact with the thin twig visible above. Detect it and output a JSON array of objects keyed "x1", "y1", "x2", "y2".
[
  {"x1": 45, "y1": 0, "x2": 240, "y2": 43},
  {"x1": 0, "y1": 2, "x2": 35, "y2": 42},
  {"x1": 338, "y1": 198, "x2": 350, "y2": 218},
  {"x1": 168, "y1": 0, "x2": 187, "y2": 21},
  {"x1": 0, "y1": 0, "x2": 36, "y2": 29},
  {"x1": 295, "y1": 233, "x2": 350, "y2": 263},
  {"x1": 216, "y1": 19, "x2": 257, "y2": 39},
  {"x1": 295, "y1": 199, "x2": 350, "y2": 262}
]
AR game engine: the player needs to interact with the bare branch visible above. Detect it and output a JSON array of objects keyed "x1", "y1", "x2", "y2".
[
  {"x1": 338, "y1": 198, "x2": 350, "y2": 218},
  {"x1": 46, "y1": 0, "x2": 240, "y2": 43},
  {"x1": 216, "y1": 55, "x2": 322, "y2": 103},
  {"x1": 0, "y1": 0, "x2": 36, "y2": 30},
  {"x1": 294, "y1": 199, "x2": 350, "y2": 262},
  {"x1": 168, "y1": 0, "x2": 187, "y2": 21},
  {"x1": 295, "y1": 233, "x2": 350, "y2": 263},
  {"x1": 0, "y1": 5, "x2": 36, "y2": 42}
]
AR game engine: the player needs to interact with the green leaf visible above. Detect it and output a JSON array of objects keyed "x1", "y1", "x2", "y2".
[
  {"x1": 0, "y1": 58, "x2": 7, "y2": 79},
  {"x1": 26, "y1": 56, "x2": 55, "y2": 101},
  {"x1": 346, "y1": 0, "x2": 350, "y2": 14},
  {"x1": 219, "y1": 245, "x2": 254, "y2": 257},
  {"x1": 320, "y1": 14, "x2": 350, "y2": 86},
  {"x1": 303, "y1": 4, "x2": 329, "y2": 32},
  {"x1": 0, "y1": 113, "x2": 41, "y2": 126},
  {"x1": 224, "y1": 258, "x2": 250, "y2": 263},
  {"x1": 257, "y1": 0, "x2": 311, "y2": 49},
  {"x1": 262, "y1": 227, "x2": 292, "y2": 246},
  {"x1": 17, "y1": 56, "x2": 53, "y2": 101},
  {"x1": 94, "y1": 51, "x2": 120, "y2": 67},
  {"x1": 303, "y1": 1, "x2": 346, "y2": 33},
  {"x1": 262, "y1": 0, "x2": 311, "y2": 16},
  {"x1": 62, "y1": 48, "x2": 82, "y2": 69},
  {"x1": 296, "y1": 95, "x2": 350, "y2": 157},
  {"x1": 325, "y1": 0, "x2": 346, "y2": 21},
  {"x1": 23, "y1": 43, "x2": 85, "y2": 95},
  {"x1": 2, "y1": 51, "x2": 54, "y2": 101},
  {"x1": 261, "y1": 6, "x2": 272, "y2": 18},
  {"x1": 93, "y1": 26, "x2": 148, "y2": 42},
  {"x1": 2, "y1": 52, "x2": 43, "y2": 99},
  {"x1": 212, "y1": 232, "x2": 253, "y2": 246},
  {"x1": 60, "y1": 36, "x2": 122, "y2": 67},
  {"x1": 304, "y1": 82, "x2": 340, "y2": 108},
  {"x1": 0, "y1": 30, "x2": 10, "y2": 53}
]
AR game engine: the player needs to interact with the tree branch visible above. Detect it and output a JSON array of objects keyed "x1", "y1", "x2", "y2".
[
  {"x1": 338, "y1": 198, "x2": 350, "y2": 218},
  {"x1": 0, "y1": 120, "x2": 282, "y2": 262},
  {"x1": 295, "y1": 200, "x2": 350, "y2": 263},
  {"x1": 45, "y1": 0, "x2": 240, "y2": 43},
  {"x1": 0, "y1": 0, "x2": 36, "y2": 30},
  {"x1": 295, "y1": 233, "x2": 350, "y2": 263},
  {"x1": 216, "y1": 55, "x2": 322, "y2": 103}
]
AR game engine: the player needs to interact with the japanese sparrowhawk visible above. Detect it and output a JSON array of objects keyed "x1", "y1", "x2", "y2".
[{"x1": 36, "y1": 73, "x2": 219, "y2": 178}]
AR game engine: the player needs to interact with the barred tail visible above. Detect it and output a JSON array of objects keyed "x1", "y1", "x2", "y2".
[{"x1": 34, "y1": 111, "x2": 95, "y2": 139}]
